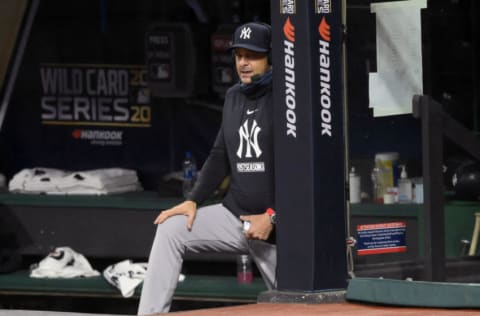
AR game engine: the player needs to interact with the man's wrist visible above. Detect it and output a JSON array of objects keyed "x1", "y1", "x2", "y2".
[{"x1": 185, "y1": 200, "x2": 197, "y2": 207}]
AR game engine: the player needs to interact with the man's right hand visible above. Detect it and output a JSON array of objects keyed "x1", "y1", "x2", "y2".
[{"x1": 154, "y1": 200, "x2": 198, "y2": 231}]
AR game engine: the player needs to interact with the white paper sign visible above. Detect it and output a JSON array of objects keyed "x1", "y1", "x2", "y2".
[{"x1": 369, "y1": 0, "x2": 427, "y2": 117}]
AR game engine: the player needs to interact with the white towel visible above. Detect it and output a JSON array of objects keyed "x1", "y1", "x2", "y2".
[
  {"x1": 8, "y1": 167, "x2": 142, "y2": 195},
  {"x1": 61, "y1": 183, "x2": 142, "y2": 195},
  {"x1": 30, "y1": 247, "x2": 100, "y2": 278},
  {"x1": 9, "y1": 168, "x2": 66, "y2": 192},
  {"x1": 58, "y1": 168, "x2": 139, "y2": 190},
  {"x1": 103, "y1": 260, "x2": 185, "y2": 298},
  {"x1": 103, "y1": 260, "x2": 148, "y2": 298}
]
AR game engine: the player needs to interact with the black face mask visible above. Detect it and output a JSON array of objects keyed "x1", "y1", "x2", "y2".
[{"x1": 240, "y1": 69, "x2": 273, "y2": 97}]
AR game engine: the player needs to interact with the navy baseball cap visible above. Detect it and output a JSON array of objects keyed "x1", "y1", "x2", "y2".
[{"x1": 229, "y1": 22, "x2": 271, "y2": 53}]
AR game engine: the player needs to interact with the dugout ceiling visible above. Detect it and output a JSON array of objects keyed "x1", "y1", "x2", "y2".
[{"x1": 0, "y1": 0, "x2": 478, "y2": 191}]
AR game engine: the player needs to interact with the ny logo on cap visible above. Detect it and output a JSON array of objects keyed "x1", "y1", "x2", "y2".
[{"x1": 239, "y1": 27, "x2": 252, "y2": 40}]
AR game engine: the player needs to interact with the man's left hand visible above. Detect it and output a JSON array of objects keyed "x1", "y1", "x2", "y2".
[{"x1": 240, "y1": 213, "x2": 273, "y2": 240}]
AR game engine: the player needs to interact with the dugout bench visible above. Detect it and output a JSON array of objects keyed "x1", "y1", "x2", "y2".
[
  {"x1": 0, "y1": 191, "x2": 267, "y2": 306},
  {"x1": 1, "y1": 191, "x2": 480, "y2": 305}
]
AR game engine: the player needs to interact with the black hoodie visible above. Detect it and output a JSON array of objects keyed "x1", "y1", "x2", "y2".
[{"x1": 188, "y1": 71, "x2": 274, "y2": 217}]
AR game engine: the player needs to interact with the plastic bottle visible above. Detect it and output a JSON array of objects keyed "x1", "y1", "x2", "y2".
[
  {"x1": 398, "y1": 165, "x2": 413, "y2": 203},
  {"x1": 237, "y1": 254, "x2": 253, "y2": 284},
  {"x1": 371, "y1": 167, "x2": 383, "y2": 203},
  {"x1": 413, "y1": 178, "x2": 424, "y2": 204},
  {"x1": 182, "y1": 151, "x2": 197, "y2": 198},
  {"x1": 349, "y1": 167, "x2": 361, "y2": 204},
  {"x1": 374, "y1": 152, "x2": 399, "y2": 199}
]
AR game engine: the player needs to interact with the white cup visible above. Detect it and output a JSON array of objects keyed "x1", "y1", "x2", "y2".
[{"x1": 383, "y1": 193, "x2": 395, "y2": 204}]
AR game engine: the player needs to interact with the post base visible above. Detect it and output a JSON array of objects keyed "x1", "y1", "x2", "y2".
[{"x1": 257, "y1": 289, "x2": 346, "y2": 304}]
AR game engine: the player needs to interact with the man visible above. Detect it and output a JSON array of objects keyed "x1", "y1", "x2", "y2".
[{"x1": 138, "y1": 22, "x2": 276, "y2": 315}]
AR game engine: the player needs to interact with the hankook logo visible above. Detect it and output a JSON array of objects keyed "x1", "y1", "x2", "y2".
[
  {"x1": 283, "y1": 17, "x2": 297, "y2": 139},
  {"x1": 319, "y1": 17, "x2": 331, "y2": 41},
  {"x1": 72, "y1": 129, "x2": 123, "y2": 146},
  {"x1": 72, "y1": 129, "x2": 123, "y2": 140},
  {"x1": 318, "y1": 17, "x2": 333, "y2": 137},
  {"x1": 283, "y1": 17, "x2": 295, "y2": 42}
]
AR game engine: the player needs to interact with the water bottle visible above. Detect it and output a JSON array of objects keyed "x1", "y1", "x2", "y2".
[
  {"x1": 182, "y1": 151, "x2": 197, "y2": 198},
  {"x1": 371, "y1": 167, "x2": 383, "y2": 203},
  {"x1": 349, "y1": 167, "x2": 361, "y2": 204},
  {"x1": 237, "y1": 254, "x2": 253, "y2": 284}
]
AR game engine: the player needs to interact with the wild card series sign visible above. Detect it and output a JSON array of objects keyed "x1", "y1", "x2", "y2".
[{"x1": 40, "y1": 64, "x2": 151, "y2": 129}]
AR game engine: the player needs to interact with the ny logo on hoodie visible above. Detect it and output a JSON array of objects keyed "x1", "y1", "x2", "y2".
[{"x1": 237, "y1": 119, "x2": 262, "y2": 158}]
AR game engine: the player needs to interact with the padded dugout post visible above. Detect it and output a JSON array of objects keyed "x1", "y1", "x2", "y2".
[{"x1": 268, "y1": 0, "x2": 347, "y2": 295}]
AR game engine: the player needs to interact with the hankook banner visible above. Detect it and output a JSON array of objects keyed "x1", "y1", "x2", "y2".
[{"x1": 271, "y1": 0, "x2": 347, "y2": 291}]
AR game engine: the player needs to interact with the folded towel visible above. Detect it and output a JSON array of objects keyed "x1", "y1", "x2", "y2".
[
  {"x1": 8, "y1": 167, "x2": 142, "y2": 195},
  {"x1": 9, "y1": 168, "x2": 66, "y2": 192}
]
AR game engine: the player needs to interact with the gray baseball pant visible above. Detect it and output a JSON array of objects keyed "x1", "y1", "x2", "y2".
[{"x1": 137, "y1": 203, "x2": 277, "y2": 315}]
